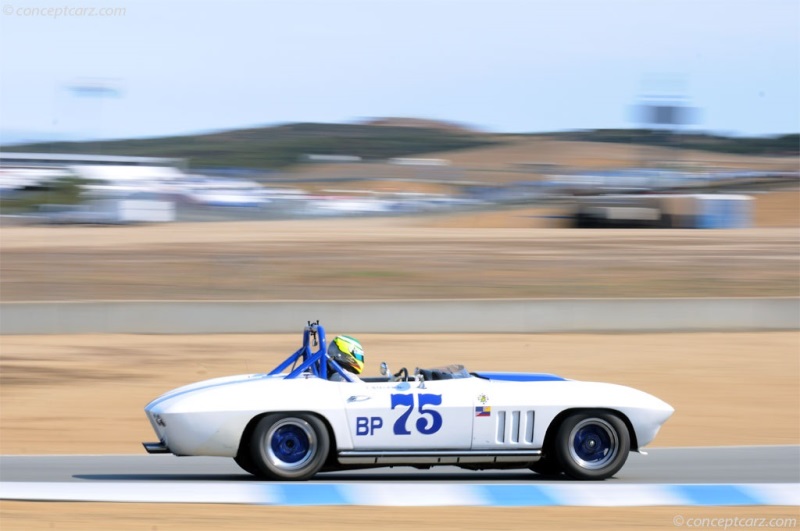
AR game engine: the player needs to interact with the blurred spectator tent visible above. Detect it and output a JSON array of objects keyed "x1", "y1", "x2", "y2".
[
  {"x1": 0, "y1": 152, "x2": 186, "y2": 193},
  {"x1": 0, "y1": 152, "x2": 184, "y2": 222}
]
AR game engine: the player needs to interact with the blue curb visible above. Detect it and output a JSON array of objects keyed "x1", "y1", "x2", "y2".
[
  {"x1": 267, "y1": 484, "x2": 349, "y2": 505},
  {"x1": 479, "y1": 485, "x2": 560, "y2": 506},
  {"x1": 1, "y1": 481, "x2": 797, "y2": 506},
  {"x1": 673, "y1": 485, "x2": 763, "y2": 506}
]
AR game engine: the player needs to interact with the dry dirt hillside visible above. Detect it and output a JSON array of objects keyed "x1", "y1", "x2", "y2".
[{"x1": 286, "y1": 138, "x2": 799, "y2": 186}]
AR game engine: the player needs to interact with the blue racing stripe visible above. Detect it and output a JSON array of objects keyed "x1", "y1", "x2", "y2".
[
  {"x1": 672, "y1": 485, "x2": 762, "y2": 506},
  {"x1": 472, "y1": 372, "x2": 566, "y2": 382}
]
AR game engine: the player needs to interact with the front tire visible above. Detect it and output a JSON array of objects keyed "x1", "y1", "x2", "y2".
[
  {"x1": 554, "y1": 411, "x2": 630, "y2": 480},
  {"x1": 234, "y1": 451, "x2": 260, "y2": 476},
  {"x1": 529, "y1": 456, "x2": 562, "y2": 477},
  {"x1": 250, "y1": 413, "x2": 329, "y2": 480}
]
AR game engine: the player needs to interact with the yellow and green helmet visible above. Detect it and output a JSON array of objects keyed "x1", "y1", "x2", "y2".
[{"x1": 329, "y1": 335, "x2": 365, "y2": 375}]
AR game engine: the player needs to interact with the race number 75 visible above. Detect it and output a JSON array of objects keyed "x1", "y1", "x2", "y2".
[{"x1": 390, "y1": 393, "x2": 443, "y2": 435}]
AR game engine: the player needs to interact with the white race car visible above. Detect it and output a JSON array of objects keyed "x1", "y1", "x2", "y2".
[{"x1": 143, "y1": 322, "x2": 673, "y2": 480}]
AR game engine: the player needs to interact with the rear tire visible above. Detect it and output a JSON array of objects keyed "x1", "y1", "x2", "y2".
[
  {"x1": 250, "y1": 413, "x2": 329, "y2": 480},
  {"x1": 554, "y1": 411, "x2": 630, "y2": 480}
]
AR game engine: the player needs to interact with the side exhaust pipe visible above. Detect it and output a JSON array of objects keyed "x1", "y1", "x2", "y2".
[{"x1": 142, "y1": 441, "x2": 170, "y2": 454}]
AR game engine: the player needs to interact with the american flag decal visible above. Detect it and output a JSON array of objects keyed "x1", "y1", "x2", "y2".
[{"x1": 475, "y1": 406, "x2": 491, "y2": 417}]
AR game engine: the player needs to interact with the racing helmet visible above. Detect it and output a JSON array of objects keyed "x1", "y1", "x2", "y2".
[{"x1": 328, "y1": 335, "x2": 365, "y2": 375}]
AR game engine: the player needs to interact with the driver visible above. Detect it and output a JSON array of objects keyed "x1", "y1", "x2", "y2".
[{"x1": 327, "y1": 335, "x2": 365, "y2": 382}]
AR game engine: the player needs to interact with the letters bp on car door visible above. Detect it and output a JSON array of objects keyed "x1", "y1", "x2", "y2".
[{"x1": 342, "y1": 379, "x2": 504, "y2": 449}]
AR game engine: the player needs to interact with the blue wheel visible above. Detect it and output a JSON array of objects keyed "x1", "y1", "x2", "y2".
[
  {"x1": 555, "y1": 411, "x2": 630, "y2": 480},
  {"x1": 251, "y1": 413, "x2": 329, "y2": 480},
  {"x1": 569, "y1": 418, "x2": 618, "y2": 469},
  {"x1": 268, "y1": 419, "x2": 314, "y2": 467}
]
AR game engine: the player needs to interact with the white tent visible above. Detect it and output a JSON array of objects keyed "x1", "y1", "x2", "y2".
[{"x1": 69, "y1": 164, "x2": 186, "y2": 183}]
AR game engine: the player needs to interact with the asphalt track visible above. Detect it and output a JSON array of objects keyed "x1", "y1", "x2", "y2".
[{"x1": 2, "y1": 446, "x2": 798, "y2": 484}]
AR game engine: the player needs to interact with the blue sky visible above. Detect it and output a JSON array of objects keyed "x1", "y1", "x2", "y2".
[{"x1": 0, "y1": 0, "x2": 798, "y2": 143}]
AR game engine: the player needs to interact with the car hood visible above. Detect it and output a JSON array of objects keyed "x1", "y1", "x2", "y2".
[{"x1": 146, "y1": 372, "x2": 276, "y2": 410}]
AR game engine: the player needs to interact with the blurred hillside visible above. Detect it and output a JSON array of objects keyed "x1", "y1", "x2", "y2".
[
  {"x1": 533, "y1": 130, "x2": 799, "y2": 156},
  {"x1": 2, "y1": 121, "x2": 797, "y2": 170},
  {"x1": 0, "y1": 123, "x2": 498, "y2": 170}
]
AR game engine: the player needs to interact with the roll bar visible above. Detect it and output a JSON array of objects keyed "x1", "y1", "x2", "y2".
[{"x1": 267, "y1": 321, "x2": 357, "y2": 382}]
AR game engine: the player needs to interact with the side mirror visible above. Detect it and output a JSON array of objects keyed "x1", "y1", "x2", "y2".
[{"x1": 380, "y1": 362, "x2": 389, "y2": 376}]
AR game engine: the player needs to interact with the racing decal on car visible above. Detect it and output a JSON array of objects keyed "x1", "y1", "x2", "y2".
[
  {"x1": 354, "y1": 393, "x2": 444, "y2": 436},
  {"x1": 355, "y1": 416, "x2": 383, "y2": 436},
  {"x1": 477, "y1": 394, "x2": 489, "y2": 404},
  {"x1": 475, "y1": 406, "x2": 491, "y2": 417}
]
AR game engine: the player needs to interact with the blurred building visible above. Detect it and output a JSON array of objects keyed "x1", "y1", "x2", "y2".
[
  {"x1": 0, "y1": 152, "x2": 186, "y2": 193},
  {"x1": 0, "y1": 153, "x2": 185, "y2": 223}
]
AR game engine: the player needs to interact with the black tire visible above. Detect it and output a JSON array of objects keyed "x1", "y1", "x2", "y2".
[
  {"x1": 250, "y1": 413, "x2": 329, "y2": 481},
  {"x1": 233, "y1": 451, "x2": 260, "y2": 476},
  {"x1": 553, "y1": 411, "x2": 630, "y2": 480},
  {"x1": 529, "y1": 455, "x2": 562, "y2": 477}
]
